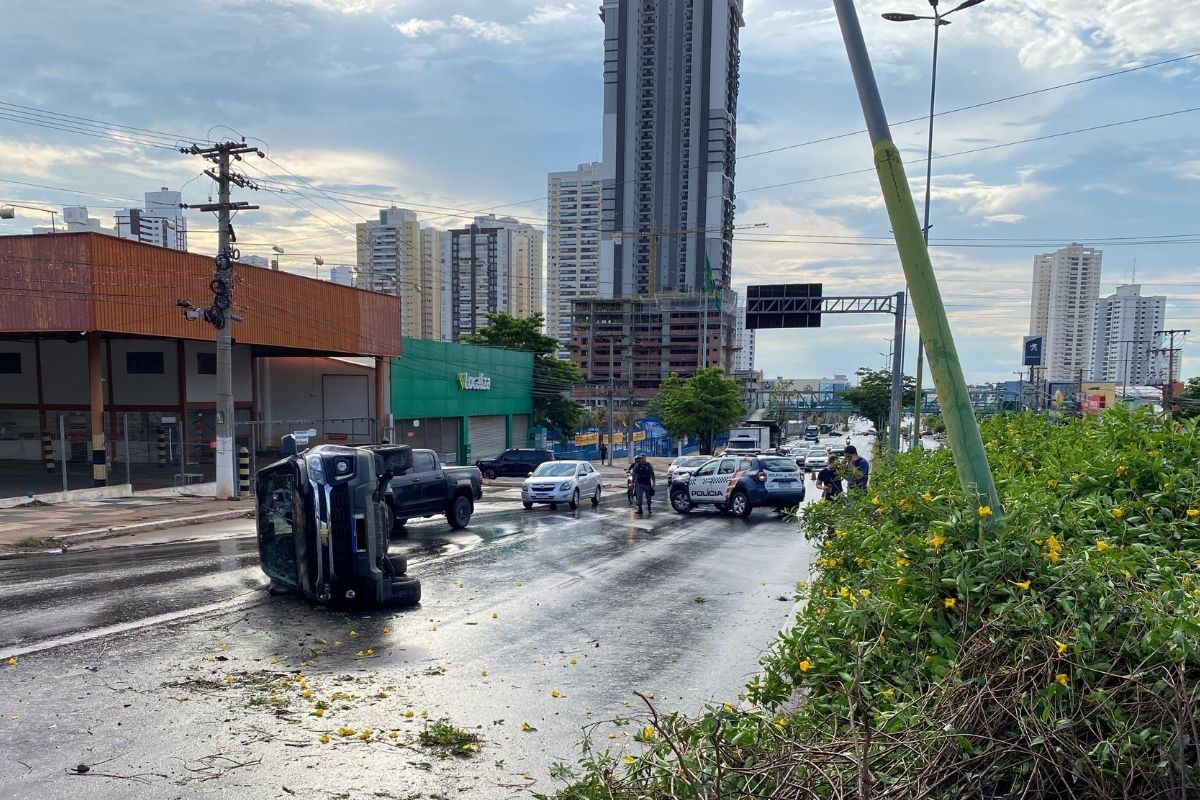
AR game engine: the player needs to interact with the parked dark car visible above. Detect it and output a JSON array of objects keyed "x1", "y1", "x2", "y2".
[
  {"x1": 475, "y1": 448, "x2": 556, "y2": 479},
  {"x1": 388, "y1": 449, "x2": 483, "y2": 534}
]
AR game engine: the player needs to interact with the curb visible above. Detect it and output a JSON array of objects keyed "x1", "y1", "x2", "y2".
[{"x1": 51, "y1": 508, "x2": 253, "y2": 548}]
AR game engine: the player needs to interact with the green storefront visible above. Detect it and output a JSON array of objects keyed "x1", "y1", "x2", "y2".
[{"x1": 391, "y1": 338, "x2": 534, "y2": 466}]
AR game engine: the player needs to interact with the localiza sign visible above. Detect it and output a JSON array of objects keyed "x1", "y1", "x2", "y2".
[{"x1": 456, "y1": 372, "x2": 492, "y2": 391}]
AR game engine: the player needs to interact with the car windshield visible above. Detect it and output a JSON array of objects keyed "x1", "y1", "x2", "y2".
[
  {"x1": 760, "y1": 457, "x2": 799, "y2": 472},
  {"x1": 532, "y1": 462, "x2": 578, "y2": 477}
]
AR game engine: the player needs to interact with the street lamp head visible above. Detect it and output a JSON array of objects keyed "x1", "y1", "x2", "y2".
[
  {"x1": 949, "y1": 0, "x2": 986, "y2": 11},
  {"x1": 271, "y1": 244, "x2": 285, "y2": 254},
  {"x1": 882, "y1": 12, "x2": 922, "y2": 21}
]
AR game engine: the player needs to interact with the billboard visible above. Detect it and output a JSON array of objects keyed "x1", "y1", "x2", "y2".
[
  {"x1": 1080, "y1": 383, "x2": 1117, "y2": 417},
  {"x1": 1022, "y1": 336, "x2": 1044, "y2": 367},
  {"x1": 745, "y1": 284, "x2": 823, "y2": 330}
]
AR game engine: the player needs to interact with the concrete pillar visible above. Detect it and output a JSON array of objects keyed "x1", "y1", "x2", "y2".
[
  {"x1": 375, "y1": 357, "x2": 392, "y2": 443},
  {"x1": 505, "y1": 414, "x2": 513, "y2": 449},
  {"x1": 88, "y1": 333, "x2": 107, "y2": 486}
]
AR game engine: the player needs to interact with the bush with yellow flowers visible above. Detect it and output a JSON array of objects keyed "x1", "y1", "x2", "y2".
[{"x1": 551, "y1": 408, "x2": 1200, "y2": 799}]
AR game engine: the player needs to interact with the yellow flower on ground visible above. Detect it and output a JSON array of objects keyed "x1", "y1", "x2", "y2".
[
  {"x1": 1188, "y1": 509, "x2": 1200, "y2": 519},
  {"x1": 382, "y1": 626, "x2": 391, "y2": 634},
  {"x1": 377, "y1": 691, "x2": 389, "y2": 699},
  {"x1": 312, "y1": 707, "x2": 325, "y2": 718},
  {"x1": 492, "y1": 612, "x2": 498, "y2": 619},
  {"x1": 838, "y1": 585, "x2": 851, "y2": 598},
  {"x1": 1055, "y1": 673, "x2": 1068, "y2": 686},
  {"x1": 319, "y1": 734, "x2": 330, "y2": 744},
  {"x1": 337, "y1": 726, "x2": 356, "y2": 737},
  {"x1": 481, "y1": 670, "x2": 488, "y2": 677},
  {"x1": 880, "y1": 688, "x2": 894, "y2": 699},
  {"x1": 855, "y1": 557, "x2": 866, "y2": 566},
  {"x1": 723, "y1": 703, "x2": 734, "y2": 713},
  {"x1": 457, "y1": 582, "x2": 464, "y2": 588},
  {"x1": 773, "y1": 716, "x2": 786, "y2": 728},
  {"x1": 1095, "y1": 540, "x2": 1108, "y2": 551},
  {"x1": 551, "y1": 689, "x2": 564, "y2": 698},
  {"x1": 623, "y1": 755, "x2": 635, "y2": 765},
  {"x1": 642, "y1": 726, "x2": 655, "y2": 739},
  {"x1": 928, "y1": 534, "x2": 945, "y2": 549},
  {"x1": 1111, "y1": 507, "x2": 1125, "y2": 519},
  {"x1": 1116, "y1": 465, "x2": 1127, "y2": 476},
  {"x1": 302, "y1": 689, "x2": 313, "y2": 699},
  {"x1": 270, "y1": 657, "x2": 279, "y2": 665},
  {"x1": 419, "y1": 709, "x2": 428, "y2": 717},
  {"x1": 359, "y1": 730, "x2": 372, "y2": 741},
  {"x1": 1024, "y1": 460, "x2": 1034, "y2": 471},
  {"x1": 1048, "y1": 550, "x2": 1061, "y2": 563},
  {"x1": 404, "y1": 710, "x2": 414, "y2": 718},
  {"x1": 871, "y1": 495, "x2": 881, "y2": 506},
  {"x1": 1070, "y1": 473, "x2": 1081, "y2": 482},
  {"x1": 895, "y1": 557, "x2": 911, "y2": 569},
  {"x1": 835, "y1": 529, "x2": 849, "y2": 539},
  {"x1": 922, "y1": 491, "x2": 934, "y2": 502},
  {"x1": 388, "y1": 731, "x2": 398, "y2": 739},
  {"x1": 6, "y1": 657, "x2": 15, "y2": 667},
  {"x1": 1015, "y1": 580, "x2": 1031, "y2": 591},
  {"x1": 520, "y1": 721, "x2": 533, "y2": 732},
  {"x1": 1149, "y1": 449, "x2": 1160, "y2": 458},
  {"x1": 798, "y1": 659, "x2": 812, "y2": 673},
  {"x1": 1055, "y1": 640, "x2": 1068, "y2": 655},
  {"x1": 977, "y1": 505, "x2": 992, "y2": 518},
  {"x1": 569, "y1": 658, "x2": 577, "y2": 665},
  {"x1": 1046, "y1": 479, "x2": 1058, "y2": 488},
  {"x1": 859, "y1": 588, "x2": 871, "y2": 598},
  {"x1": 349, "y1": 630, "x2": 358, "y2": 637},
  {"x1": 943, "y1": 597, "x2": 957, "y2": 609},
  {"x1": 355, "y1": 650, "x2": 365, "y2": 657}
]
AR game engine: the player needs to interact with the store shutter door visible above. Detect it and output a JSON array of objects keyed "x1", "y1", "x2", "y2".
[
  {"x1": 469, "y1": 415, "x2": 507, "y2": 463},
  {"x1": 511, "y1": 414, "x2": 529, "y2": 449},
  {"x1": 437, "y1": 418, "x2": 461, "y2": 464}
]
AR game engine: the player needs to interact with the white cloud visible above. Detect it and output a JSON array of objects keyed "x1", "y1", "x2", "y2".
[
  {"x1": 450, "y1": 14, "x2": 520, "y2": 43},
  {"x1": 984, "y1": 213, "x2": 1026, "y2": 224},
  {"x1": 394, "y1": 18, "x2": 447, "y2": 37}
]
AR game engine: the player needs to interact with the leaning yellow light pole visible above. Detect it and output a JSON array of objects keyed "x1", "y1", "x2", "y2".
[{"x1": 832, "y1": 0, "x2": 1001, "y2": 518}]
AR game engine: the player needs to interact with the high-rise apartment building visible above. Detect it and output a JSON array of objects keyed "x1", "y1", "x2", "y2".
[
  {"x1": 734, "y1": 292, "x2": 755, "y2": 371},
  {"x1": 1092, "y1": 284, "x2": 1166, "y2": 386},
  {"x1": 1029, "y1": 244, "x2": 1103, "y2": 382},
  {"x1": 599, "y1": 0, "x2": 743, "y2": 295},
  {"x1": 116, "y1": 187, "x2": 188, "y2": 251},
  {"x1": 356, "y1": 207, "x2": 444, "y2": 340},
  {"x1": 329, "y1": 265, "x2": 355, "y2": 286},
  {"x1": 547, "y1": 162, "x2": 603, "y2": 357},
  {"x1": 446, "y1": 215, "x2": 544, "y2": 340},
  {"x1": 573, "y1": 0, "x2": 744, "y2": 396}
]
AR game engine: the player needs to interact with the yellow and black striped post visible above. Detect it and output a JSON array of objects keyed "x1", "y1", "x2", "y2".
[
  {"x1": 156, "y1": 427, "x2": 166, "y2": 467},
  {"x1": 238, "y1": 447, "x2": 251, "y2": 497},
  {"x1": 42, "y1": 432, "x2": 54, "y2": 473}
]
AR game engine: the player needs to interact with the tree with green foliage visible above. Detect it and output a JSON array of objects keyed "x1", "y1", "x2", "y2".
[
  {"x1": 839, "y1": 367, "x2": 915, "y2": 436},
  {"x1": 764, "y1": 378, "x2": 797, "y2": 431},
  {"x1": 1176, "y1": 376, "x2": 1200, "y2": 417},
  {"x1": 648, "y1": 367, "x2": 745, "y2": 454},
  {"x1": 461, "y1": 312, "x2": 586, "y2": 435}
]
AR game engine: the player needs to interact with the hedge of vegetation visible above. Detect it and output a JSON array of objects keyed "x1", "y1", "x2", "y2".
[{"x1": 551, "y1": 409, "x2": 1200, "y2": 799}]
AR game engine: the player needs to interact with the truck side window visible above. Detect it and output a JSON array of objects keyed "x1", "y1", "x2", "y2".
[
  {"x1": 718, "y1": 459, "x2": 736, "y2": 475},
  {"x1": 413, "y1": 452, "x2": 435, "y2": 472}
]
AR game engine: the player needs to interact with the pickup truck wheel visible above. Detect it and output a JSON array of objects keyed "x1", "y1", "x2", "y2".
[
  {"x1": 386, "y1": 555, "x2": 408, "y2": 576},
  {"x1": 446, "y1": 494, "x2": 473, "y2": 529},
  {"x1": 730, "y1": 490, "x2": 752, "y2": 518},
  {"x1": 591, "y1": 486, "x2": 601, "y2": 507},
  {"x1": 670, "y1": 489, "x2": 692, "y2": 514},
  {"x1": 482, "y1": 468, "x2": 497, "y2": 480},
  {"x1": 568, "y1": 489, "x2": 580, "y2": 511},
  {"x1": 522, "y1": 501, "x2": 533, "y2": 510}
]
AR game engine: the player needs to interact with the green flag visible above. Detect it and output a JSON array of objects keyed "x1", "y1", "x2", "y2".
[{"x1": 704, "y1": 254, "x2": 721, "y2": 311}]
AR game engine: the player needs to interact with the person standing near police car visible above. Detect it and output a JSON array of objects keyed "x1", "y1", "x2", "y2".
[
  {"x1": 631, "y1": 454, "x2": 656, "y2": 515},
  {"x1": 815, "y1": 452, "x2": 845, "y2": 500}
]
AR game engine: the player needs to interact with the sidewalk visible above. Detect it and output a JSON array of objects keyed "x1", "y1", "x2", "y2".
[{"x1": 0, "y1": 493, "x2": 251, "y2": 556}]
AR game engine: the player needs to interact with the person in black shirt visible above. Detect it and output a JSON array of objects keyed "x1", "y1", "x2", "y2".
[
  {"x1": 815, "y1": 453, "x2": 844, "y2": 500},
  {"x1": 631, "y1": 455, "x2": 656, "y2": 515}
]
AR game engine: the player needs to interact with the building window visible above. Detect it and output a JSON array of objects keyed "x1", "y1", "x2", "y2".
[
  {"x1": 126, "y1": 351, "x2": 165, "y2": 375},
  {"x1": 0, "y1": 352, "x2": 20, "y2": 374},
  {"x1": 196, "y1": 352, "x2": 217, "y2": 375}
]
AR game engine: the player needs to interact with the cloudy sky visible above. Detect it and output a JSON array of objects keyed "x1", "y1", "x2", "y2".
[{"x1": 0, "y1": 0, "x2": 1197, "y2": 383}]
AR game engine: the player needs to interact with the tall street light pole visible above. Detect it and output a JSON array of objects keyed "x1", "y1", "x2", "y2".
[{"x1": 883, "y1": 0, "x2": 986, "y2": 451}]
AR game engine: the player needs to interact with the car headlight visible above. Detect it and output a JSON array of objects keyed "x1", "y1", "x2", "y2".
[
  {"x1": 305, "y1": 454, "x2": 326, "y2": 483},
  {"x1": 560, "y1": 481, "x2": 573, "y2": 490}
]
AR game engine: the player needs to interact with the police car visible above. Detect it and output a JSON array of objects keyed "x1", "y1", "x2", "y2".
[{"x1": 668, "y1": 455, "x2": 806, "y2": 518}]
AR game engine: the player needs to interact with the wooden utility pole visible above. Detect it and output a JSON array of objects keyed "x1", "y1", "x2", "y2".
[{"x1": 1154, "y1": 329, "x2": 1190, "y2": 411}]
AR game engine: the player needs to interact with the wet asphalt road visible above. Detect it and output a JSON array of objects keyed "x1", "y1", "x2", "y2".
[{"x1": 0, "y1": 475, "x2": 822, "y2": 799}]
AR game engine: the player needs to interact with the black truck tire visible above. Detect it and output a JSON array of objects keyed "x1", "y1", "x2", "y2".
[
  {"x1": 569, "y1": 489, "x2": 580, "y2": 511},
  {"x1": 447, "y1": 494, "x2": 473, "y2": 529},
  {"x1": 670, "y1": 488, "x2": 692, "y2": 514},
  {"x1": 388, "y1": 575, "x2": 421, "y2": 607},
  {"x1": 386, "y1": 554, "x2": 408, "y2": 576},
  {"x1": 482, "y1": 467, "x2": 497, "y2": 479},
  {"x1": 591, "y1": 486, "x2": 601, "y2": 507}
]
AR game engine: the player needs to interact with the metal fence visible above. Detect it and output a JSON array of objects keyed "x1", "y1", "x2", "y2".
[{"x1": 0, "y1": 414, "x2": 379, "y2": 500}]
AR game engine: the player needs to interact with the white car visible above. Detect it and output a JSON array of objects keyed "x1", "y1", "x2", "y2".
[
  {"x1": 668, "y1": 455, "x2": 710, "y2": 482},
  {"x1": 804, "y1": 449, "x2": 829, "y2": 472},
  {"x1": 521, "y1": 460, "x2": 602, "y2": 510}
]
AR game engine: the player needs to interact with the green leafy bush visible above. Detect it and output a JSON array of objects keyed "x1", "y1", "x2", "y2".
[{"x1": 552, "y1": 409, "x2": 1200, "y2": 798}]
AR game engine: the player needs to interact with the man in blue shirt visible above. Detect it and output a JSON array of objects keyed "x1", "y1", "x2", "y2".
[{"x1": 843, "y1": 445, "x2": 870, "y2": 491}]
